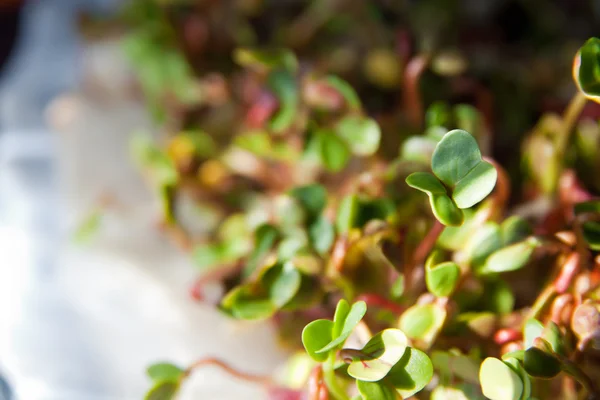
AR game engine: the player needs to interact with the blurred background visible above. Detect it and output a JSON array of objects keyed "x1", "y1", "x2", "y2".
[{"x1": 0, "y1": 0, "x2": 597, "y2": 399}]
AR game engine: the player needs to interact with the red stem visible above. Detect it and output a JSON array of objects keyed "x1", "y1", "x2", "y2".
[
  {"x1": 184, "y1": 357, "x2": 272, "y2": 386},
  {"x1": 355, "y1": 293, "x2": 405, "y2": 315}
]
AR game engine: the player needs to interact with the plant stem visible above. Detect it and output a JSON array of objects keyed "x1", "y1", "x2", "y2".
[
  {"x1": 183, "y1": 357, "x2": 272, "y2": 386},
  {"x1": 322, "y1": 352, "x2": 349, "y2": 400},
  {"x1": 556, "y1": 91, "x2": 587, "y2": 157}
]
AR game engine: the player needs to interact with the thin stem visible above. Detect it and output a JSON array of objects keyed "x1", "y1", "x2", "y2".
[
  {"x1": 556, "y1": 91, "x2": 587, "y2": 157},
  {"x1": 322, "y1": 352, "x2": 349, "y2": 400},
  {"x1": 403, "y1": 55, "x2": 429, "y2": 128},
  {"x1": 183, "y1": 357, "x2": 273, "y2": 386}
]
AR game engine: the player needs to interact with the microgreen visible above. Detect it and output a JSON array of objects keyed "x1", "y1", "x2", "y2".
[{"x1": 406, "y1": 129, "x2": 497, "y2": 226}]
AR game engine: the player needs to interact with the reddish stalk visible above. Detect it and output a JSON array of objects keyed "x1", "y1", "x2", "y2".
[
  {"x1": 190, "y1": 262, "x2": 244, "y2": 301},
  {"x1": 554, "y1": 253, "x2": 581, "y2": 294},
  {"x1": 481, "y1": 156, "x2": 510, "y2": 222},
  {"x1": 403, "y1": 54, "x2": 429, "y2": 128},
  {"x1": 493, "y1": 328, "x2": 522, "y2": 346},
  {"x1": 355, "y1": 293, "x2": 405, "y2": 315},
  {"x1": 184, "y1": 357, "x2": 273, "y2": 386}
]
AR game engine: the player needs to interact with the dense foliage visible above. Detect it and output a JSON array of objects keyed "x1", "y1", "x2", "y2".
[{"x1": 116, "y1": 1, "x2": 600, "y2": 399}]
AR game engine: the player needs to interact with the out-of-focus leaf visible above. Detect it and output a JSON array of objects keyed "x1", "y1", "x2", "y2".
[
  {"x1": 268, "y1": 70, "x2": 299, "y2": 133},
  {"x1": 336, "y1": 116, "x2": 381, "y2": 156},
  {"x1": 573, "y1": 37, "x2": 600, "y2": 102},
  {"x1": 147, "y1": 363, "x2": 184, "y2": 382},
  {"x1": 324, "y1": 75, "x2": 361, "y2": 110},
  {"x1": 426, "y1": 261, "x2": 460, "y2": 297}
]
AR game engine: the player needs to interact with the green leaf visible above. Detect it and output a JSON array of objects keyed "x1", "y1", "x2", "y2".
[
  {"x1": 452, "y1": 161, "x2": 497, "y2": 209},
  {"x1": 324, "y1": 75, "x2": 361, "y2": 110},
  {"x1": 405, "y1": 172, "x2": 447, "y2": 195},
  {"x1": 543, "y1": 321, "x2": 566, "y2": 356},
  {"x1": 454, "y1": 104, "x2": 482, "y2": 135},
  {"x1": 336, "y1": 116, "x2": 381, "y2": 156},
  {"x1": 483, "y1": 279, "x2": 515, "y2": 314},
  {"x1": 145, "y1": 381, "x2": 179, "y2": 400},
  {"x1": 387, "y1": 347, "x2": 434, "y2": 398},
  {"x1": 503, "y1": 357, "x2": 532, "y2": 400},
  {"x1": 426, "y1": 261, "x2": 460, "y2": 297},
  {"x1": 426, "y1": 102, "x2": 451, "y2": 128},
  {"x1": 318, "y1": 300, "x2": 367, "y2": 353},
  {"x1": 431, "y1": 386, "x2": 470, "y2": 400},
  {"x1": 582, "y1": 221, "x2": 600, "y2": 250},
  {"x1": 431, "y1": 129, "x2": 483, "y2": 188},
  {"x1": 431, "y1": 350, "x2": 480, "y2": 384},
  {"x1": 221, "y1": 286, "x2": 275, "y2": 320},
  {"x1": 400, "y1": 136, "x2": 438, "y2": 164},
  {"x1": 479, "y1": 357, "x2": 523, "y2": 400},
  {"x1": 308, "y1": 216, "x2": 335, "y2": 255},
  {"x1": 523, "y1": 346, "x2": 561, "y2": 379},
  {"x1": 399, "y1": 304, "x2": 446, "y2": 343},
  {"x1": 318, "y1": 130, "x2": 351, "y2": 172},
  {"x1": 390, "y1": 275, "x2": 405, "y2": 299},
  {"x1": 266, "y1": 262, "x2": 302, "y2": 307},
  {"x1": 356, "y1": 380, "x2": 397, "y2": 400},
  {"x1": 332, "y1": 299, "x2": 351, "y2": 338},
  {"x1": 244, "y1": 224, "x2": 280, "y2": 277},
  {"x1": 478, "y1": 239, "x2": 538, "y2": 275},
  {"x1": 523, "y1": 318, "x2": 546, "y2": 352},
  {"x1": 268, "y1": 70, "x2": 299, "y2": 133},
  {"x1": 235, "y1": 131, "x2": 271, "y2": 156},
  {"x1": 465, "y1": 223, "x2": 502, "y2": 267},
  {"x1": 336, "y1": 195, "x2": 360, "y2": 234},
  {"x1": 574, "y1": 37, "x2": 600, "y2": 102},
  {"x1": 574, "y1": 200, "x2": 600, "y2": 215},
  {"x1": 437, "y1": 209, "x2": 480, "y2": 250},
  {"x1": 302, "y1": 319, "x2": 334, "y2": 362},
  {"x1": 147, "y1": 363, "x2": 184, "y2": 382},
  {"x1": 501, "y1": 216, "x2": 532, "y2": 246},
  {"x1": 73, "y1": 210, "x2": 102, "y2": 244},
  {"x1": 289, "y1": 184, "x2": 327, "y2": 220},
  {"x1": 430, "y1": 194, "x2": 464, "y2": 226},
  {"x1": 347, "y1": 329, "x2": 409, "y2": 381}
]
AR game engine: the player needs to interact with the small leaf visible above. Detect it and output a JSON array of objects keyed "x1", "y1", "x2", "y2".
[
  {"x1": 289, "y1": 184, "x2": 327, "y2": 220},
  {"x1": 308, "y1": 216, "x2": 335, "y2": 255},
  {"x1": 503, "y1": 357, "x2": 532, "y2": 400},
  {"x1": 73, "y1": 210, "x2": 102, "y2": 244},
  {"x1": 221, "y1": 286, "x2": 275, "y2": 320},
  {"x1": 431, "y1": 129, "x2": 483, "y2": 187},
  {"x1": 573, "y1": 37, "x2": 600, "y2": 102},
  {"x1": 268, "y1": 70, "x2": 299, "y2": 133},
  {"x1": 324, "y1": 75, "x2": 361, "y2": 110},
  {"x1": 318, "y1": 130, "x2": 351, "y2": 172},
  {"x1": 332, "y1": 299, "x2": 351, "y2": 338},
  {"x1": 452, "y1": 161, "x2": 497, "y2": 209},
  {"x1": 318, "y1": 301, "x2": 367, "y2": 353},
  {"x1": 266, "y1": 262, "x2": 302, "y2": 307},
  {"x1": 426, "y1": 261, "x2": 460, "y2": 297},
  {"x1": 235, "y1": 131, "x2": 272, "y2": 156},
  {"x1": 405, "y1": 172, "x2": 447, "y2": 195},
  {"x1": 147, "y1": 363, "x2": 184, "y2": 383},
  {"x1": 336, "y1": 195, "x2": 360, "y2": 234},
  {"x1": 356, "y1": 380, "x2": 397, "y2": 400},
  {"x1": 336, "y1": 116, "x2": 381, "y2": 156},
  {"x1": 387, "y1": 347, "x2": 434, "y2": 398},
  {"x1": 523, "y1": 346, "x2": 561, "y2": 379},
  {"x1": 399, "y1": 304, "x2": 446, "y2": 343},
  {"x1": 430, "y1": 194, "x2": 464, "y2": 226},
  {"x1": 145, "y1": 381, "x2": 179, "y2": 400},
  {"x1": 465, "y1": 223, "x2": 502, "y2": 267},
  {"x1": 574, "y1": 200, "x2": 600, "y2": 215},
  {"x1": 244, "y1": 224, "x2": 280, "y2": 277},
  {"x1": 582, "y1": 221, "x2": 600, "y2": 250},
  {"x1": 400, "y1": 136, "x2": 438, "y2": 164},
  {"x1": 347, "y1": 329, "x2": 409, "y2": 382},
  {"x1": 426, "y1": 101, "x2": 451, "y2": 128},
  {"x1": 483, "y1": 279, "x2": 515, "y2": 314},
  {"x1": 478, "y1": 239, "x2": 538, "y2": 275},
  {"x1": 479, "y1": 357, "x2": 523, "y2": 400},
  {"x1": 302, "y1": 319, "x2": 334, "y2": 362},
  {"x1": 234, "y1": 48, "x2": 298, "y2": 72},
  {"x1": 500, "y1": 216, "x2": 532, "y2": 246}
]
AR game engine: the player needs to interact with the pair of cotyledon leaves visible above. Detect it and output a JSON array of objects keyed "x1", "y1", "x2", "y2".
[
  {"x1": 406, "y1": 129, "x2": 497, "y2": 226},
  {"x1": 302, "y1": 300, "x2": 433, "y2": 399}
]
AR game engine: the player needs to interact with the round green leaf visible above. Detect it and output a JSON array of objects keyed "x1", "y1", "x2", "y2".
[
  {"x1": 479, "y1": 357, "x2": 523, "y2": 400},
  {"x1": 318, "y1": 300, "x2": 367, "y2": 353},
  {"x1": 302, "y1": 319, "x2": 334, "y2": 362},
  {"x1": 503, "y1": 357, "x2": 532, "y2": 400},
  {"x1": 405, "y1": 172, "x2": 447, "y2": 195},
  {"x1": 465, "y1": 222, "x2": 502, "y2": 267},
  {"x1": 500, "y1": 216, "x2": 532, "y2": 246},
  {"x1": 452, "y1": 161, "x2": 497, "y2": 209},
  {"x1": 266, "y1": 262, "x2": 302, "y2": 307},
  {"x1": 356, "y1": 380, "x2": 397, "y2": 400},
  {"x1": 523, "y1": 318, "x2": 544, "y2": 349},
  {"x1": 430, "y1": 194, "x2": 464, "y2": 226},
  {"x1": 221, "y1": 286, "x2": 276, "y2": 320},
  {"x1": 432, "y1": 129, "x2": 483, "y2": 187},
  {"x1": 317, "y1": 130, "x2": 351, "y2": 172},
  {"x1": 336, "y1": 116, "x2": 381, "y2": 156},
  {"x1": 478, "y1": 239, "x2": 538, "y2": 275},
  {"x1": 426, "y1": 261, "x2": 460, "y2": 297},
  {"x1": 523, "y1": 347, "x2": 561, "y2": 379},
  {"x1": 347, "y1": 329, "x2": 409, "y2": 382},
  {"x1": 147, "y1": 363, "x2": 184, "y2": 383},
  {"x1": 574, "y1": 37, "x2": 600, "y2": 102},
  {"x1": 387, "y1": 347, "x2": 434, "y2": 398},
  {"x1": 145, "y1": 381, "x2": 179, "y2": 400},
  {"x1": 399, "y1": 304, "x2": 446, "y2": 343}
]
